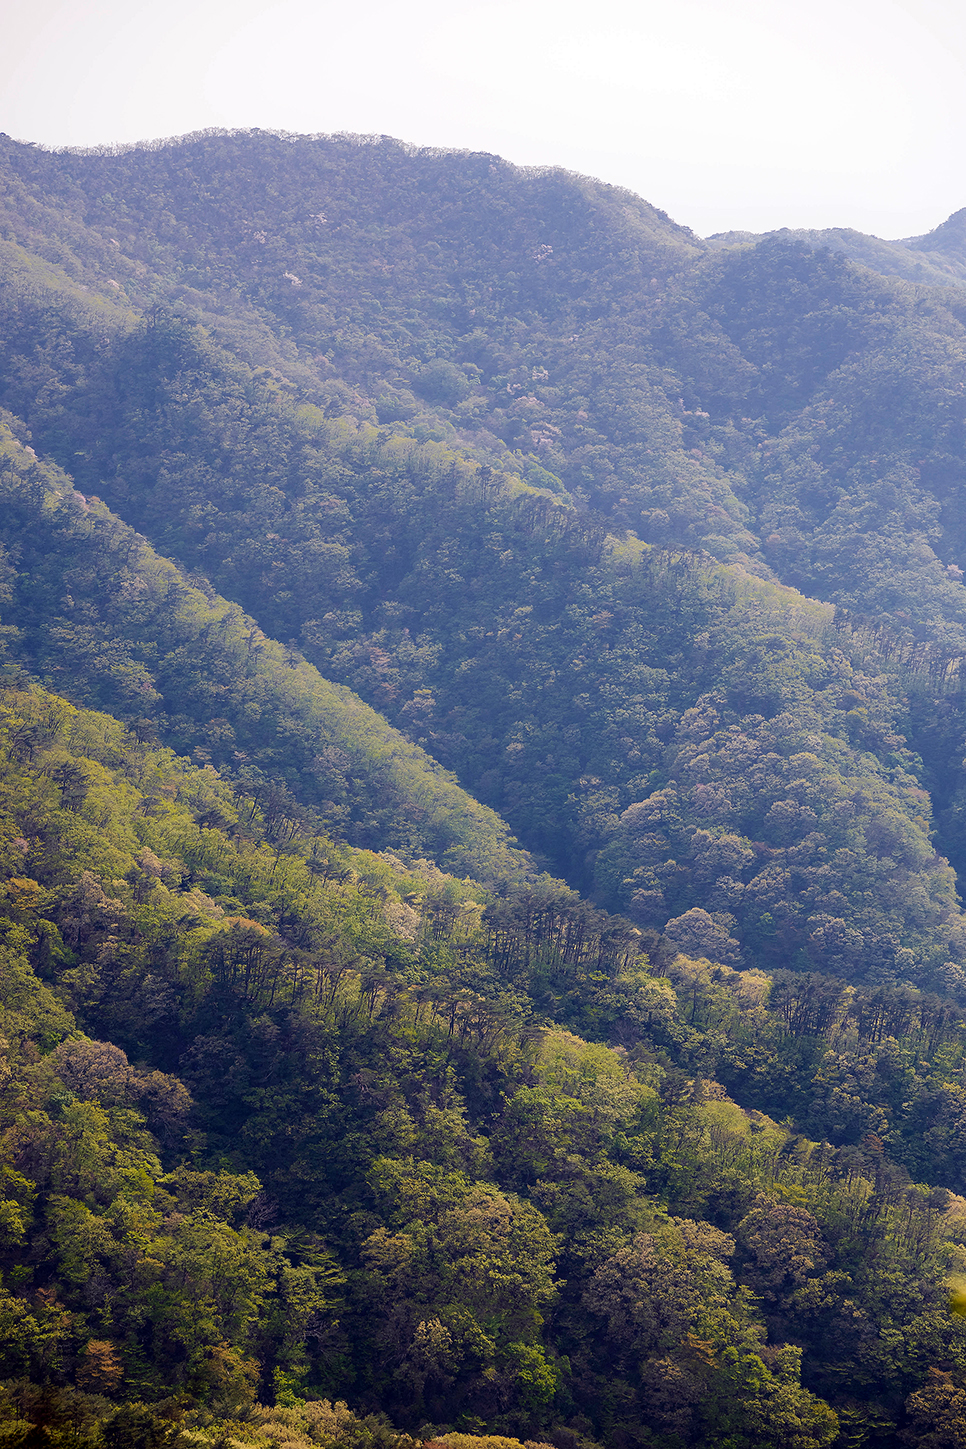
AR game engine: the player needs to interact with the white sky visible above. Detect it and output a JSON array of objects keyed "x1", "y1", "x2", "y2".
[{"x1": 3, "y1": 0, "x2": 966, "y2": 239}]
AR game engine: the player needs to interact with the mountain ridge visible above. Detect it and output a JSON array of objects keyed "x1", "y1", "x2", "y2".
[{"x1": 4, "y1": 128, "x2": 966, "y2": 1447}]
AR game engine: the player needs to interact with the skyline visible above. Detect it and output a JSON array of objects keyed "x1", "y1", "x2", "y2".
[{"x1": 5, "y1": 0, "x2": 966, "y2": 240}]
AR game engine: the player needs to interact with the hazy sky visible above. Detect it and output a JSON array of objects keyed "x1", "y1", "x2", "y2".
[{"x1": 5, "y1": 0, "x2": 966, "y2": 238}]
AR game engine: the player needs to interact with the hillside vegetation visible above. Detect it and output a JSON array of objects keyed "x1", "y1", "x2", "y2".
[{"x1": 3, "y1": 129, "x2": 966, "y2": 1446}]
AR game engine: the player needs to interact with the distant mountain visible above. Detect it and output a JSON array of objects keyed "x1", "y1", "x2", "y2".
[
  {"x1": 708, "y1": 208, "x2": 966, "y2": 287},
  {"x1": 905, "y1": 205, "x2": 966, "y2": 270}
]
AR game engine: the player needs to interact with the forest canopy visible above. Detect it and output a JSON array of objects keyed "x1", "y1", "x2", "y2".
[{"x1": 3, "y1": 128, "x2": 966, "y2": 1447}]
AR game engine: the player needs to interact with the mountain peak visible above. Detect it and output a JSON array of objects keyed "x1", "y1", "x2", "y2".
[{"x1": 906, "y1": 204, "x2": 966, "y2": 260}]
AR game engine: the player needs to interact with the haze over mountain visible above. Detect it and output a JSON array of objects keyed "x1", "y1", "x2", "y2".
[
  {"x1": 707, "y1": 207, "x2": 966, "y2": 290},
  {"x1": 4, "y1": 129, "x2": 966, "y2": 1449}
]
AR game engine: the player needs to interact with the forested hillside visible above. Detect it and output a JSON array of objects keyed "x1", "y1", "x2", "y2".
[{"x1": 4, "y1": 128, "x2": 966, "y2": 1446}]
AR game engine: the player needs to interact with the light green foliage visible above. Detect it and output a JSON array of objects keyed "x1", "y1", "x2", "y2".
[
  {"x1": 0, "y1": 679, "x2": 962, "y2": 1442},
  {"x1": 361, "y1": 1158, "x2": 559, "y2": 1422},
  {"x1": 0, "y1": 425, "x2": 532, "y2": 884},
  {"x1": 5, "y1": 130, "x2": 966, "y2": 1447}
]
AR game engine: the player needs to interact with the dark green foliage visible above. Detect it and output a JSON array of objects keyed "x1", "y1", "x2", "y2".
[
  {"x1": 6, "y1": 128, "x2": 966, "y2": 1446},
  {"x1": 1, "y1": 683, "x2": 966, "y2": 1445},
  {"x1": 0, "y1": 397, "x2": 963, "y2": 994},
  {"x1": 1, "y1": 139, "x2": 966, "y2": 988},
  {"x1": 0, "y1": 425, "x2": 530, "y2": 883}
]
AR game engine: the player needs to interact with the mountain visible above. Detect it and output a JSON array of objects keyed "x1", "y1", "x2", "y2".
[
  {"x1": 3, "y1": 129, "x2": 966, "y2": 1447},
  {"x1": 707, "y1": 214, "x2": 966, "y2": 288}
]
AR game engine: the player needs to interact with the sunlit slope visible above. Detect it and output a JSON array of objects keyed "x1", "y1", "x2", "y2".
[
  {"x1": 8, "y1": 681, "x2": 963, "y2": 1443},
  {"x1": 0, "y1": 424, "x2": 533, "y2": 881},
  {"x1": 3, "y1": 132, "x2": 966, "y2": 985},
  {"x1": 3, "y1": 401, "x2": 966, "y2": 992}
]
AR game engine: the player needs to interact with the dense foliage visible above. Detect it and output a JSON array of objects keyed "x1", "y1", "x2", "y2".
[
  {"x1": 5, "y1": 682, "x2": 966, "y2": 1449},
  {"x1": 3, "y1": 128, "x2": 966, "y2": 1446}
]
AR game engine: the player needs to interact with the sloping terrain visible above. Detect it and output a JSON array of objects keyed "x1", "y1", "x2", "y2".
[
  {"x1": 4, "y1": 129, "x2": 966, "y2": 646},
  {"x1": 4, "y1": 129, "x2": 966, "y2": 1447},
  {"x1": 708, "y1": 209, "x2": 966, "y2": 289},
  {"x1": 3, "y1": 132, "x2": 966, "y2": 984}
]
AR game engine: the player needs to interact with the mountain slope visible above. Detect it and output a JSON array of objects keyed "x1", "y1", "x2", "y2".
[
  {"x1": 707, "y1": 218, "x2": 966, "y2": 288},
  {"x1": 7, "y1": 127, "x2": 966, "y2": 1447},
  {"x1": 6, "y1": 678, "x2": 966, "y2": 1448},
  {"x1": 4, "y1": 130, "x2": 966, "y2": 645},
  {"x1": 3, "y1": 133, "x2": 966, "y2": 988},
  {"x1": 0, "y1": 421, "x2": 532, "y2": 882},
  {"x1": 3, "y1": 378, "x2": 966, "y2": 992}
]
